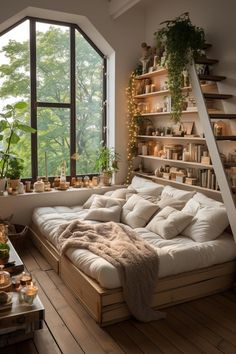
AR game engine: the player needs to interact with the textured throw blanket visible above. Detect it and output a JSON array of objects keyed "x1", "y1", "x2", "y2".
[{"x1": 57, "y1": 220, "x2": 165, "y2": 322}]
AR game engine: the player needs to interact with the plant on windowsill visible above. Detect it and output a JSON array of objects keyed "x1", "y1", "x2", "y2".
[
  {"x1": 155, "y1": 12, "x2": 206, "y2": 123},
  {"x1": 0, "y1": 102, "x2": 36, "y2": 190},
  {"x1": 96, "y1": 146, "x2": 120, "y2": 186},
  {"x1": 6, "y1": 157, "x2": 24, "y2": 190}
]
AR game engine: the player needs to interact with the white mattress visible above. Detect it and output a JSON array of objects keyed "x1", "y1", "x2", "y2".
[{"x1": 32, "y1": 206, "x2": 236, "y2": 289}]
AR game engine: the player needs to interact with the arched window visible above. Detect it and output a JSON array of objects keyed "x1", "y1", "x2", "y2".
[{"x1": 0, "y1": 17, "x2": 106, "y2": 180}]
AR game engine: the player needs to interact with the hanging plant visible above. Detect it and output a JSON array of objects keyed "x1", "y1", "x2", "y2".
[{"x1": 155, "y1": 12, "x2": 206, "y2": 123}]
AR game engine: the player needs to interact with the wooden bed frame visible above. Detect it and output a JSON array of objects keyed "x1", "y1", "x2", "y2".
[{"x1": 29, "y1": 222, "x2": 236, "y2": 326}]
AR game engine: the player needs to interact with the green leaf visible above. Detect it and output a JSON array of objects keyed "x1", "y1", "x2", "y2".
[
  {"x1": 0, "y1": 135, "x2": 3, "y2": 141},
  {"x1": 7, "y1": 132, "x2": 20, "y2": 144},
  {"x1": 17, "y1": 123, "x2": 36, "y2": 133},
  {"x1": 0, "y1": 121, "x2": 8, "y2": 131},
  {"x1": 14, "y1": 101, "x2": 27, "y2": 110}
]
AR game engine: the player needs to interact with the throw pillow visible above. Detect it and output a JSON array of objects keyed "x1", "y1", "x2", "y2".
[
  {"x1": 161, "y1": 185, "x2": 195, "y2": 201},
  {"x1": 146, "y1": 206, "x2": 193, "y2": 239},
  {"x1": 157, "y1": 196, "x2": 186, "y2": 210},
  {"x1": 182, "y1": 206, "x2": 229, "y2": 242},
  {"x1": 121, "y1": 194, "x2": 159, "y2": 228},
  {"x1": 84, "y1": 205, "x2": 122, "y2": 223}
]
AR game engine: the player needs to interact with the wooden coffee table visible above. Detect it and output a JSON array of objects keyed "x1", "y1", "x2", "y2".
[{"x1": 0, "y1": 241, "x2": 45, "y2": 347}]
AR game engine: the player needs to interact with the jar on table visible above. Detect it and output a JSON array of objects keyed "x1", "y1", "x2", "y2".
[{"x1": 34, "y1": 179, "x2": 45, "y2": 192}]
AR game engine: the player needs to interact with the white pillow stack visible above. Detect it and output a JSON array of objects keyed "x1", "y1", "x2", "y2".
[{"x1": 182, "y1": 193, "x2": 229, "y2": 242}]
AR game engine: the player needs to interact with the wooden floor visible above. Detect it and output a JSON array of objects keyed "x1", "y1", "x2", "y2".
[{"x1": 1, "y1": 241, "x2": 236, "y2": 354}]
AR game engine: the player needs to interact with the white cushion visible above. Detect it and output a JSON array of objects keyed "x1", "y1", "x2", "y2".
[
  {"x1": 128, "y1": 176, "x2": 164, "y2": 195},
  {"x1": 182, "y1": 198, "x2": 201, "y2": 216},
  {"x1": 157, "y1": 196, "x2": 186, "y2": 210},
  {"x1": 193, "y1": 192, "x2": 225, "y2": 208},
  {"x1": 161, "y1": 185, "x2": 195, "y2": 201},
  {"x1": 146, "y1": 206, "x2": 193, "y2": 239},
  {"x1": 90, "y1": 195, "x2": 125, "y2": 208},
  {"x1": 84, "y1": 205, "x2": 121, "y2": 223},
  {"x1": 83, "y1": 194, "x2": 97, "y2": 209},
  {"x1": 182, "y1": 206, "x2": 229, "y2": 242},
  {"x1": 121, "y1": 194, "x2": 159, "y2": 228},
  {"x1": 107, "y1": 188, "x2": 136, "y2": 199}
]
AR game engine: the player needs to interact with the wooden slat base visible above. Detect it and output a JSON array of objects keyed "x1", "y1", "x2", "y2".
[{"x1": 29, "y1": 222, "x2": 236, "y2": 326}]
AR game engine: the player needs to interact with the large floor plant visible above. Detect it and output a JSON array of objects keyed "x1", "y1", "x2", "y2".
[{"x1": 156, "y1": 12, "x2": 206, "y2": 123}]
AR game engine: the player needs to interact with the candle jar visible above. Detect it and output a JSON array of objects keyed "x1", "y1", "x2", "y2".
[
  {"x1": 83, "y1": 176, "x2": 90, "y2": 188},
  {"x1": 22, "y1": 282, "x2": 38, "y2": 305},
  {"x1": 0, "y1": 265, "x2": 11, "y2": 292},
  {"x1": 19, "y1": 272, "x2": 32, "y2": 286},
  {"x1": 92, "y1": 176, "x2": 99, "y2": 187}
]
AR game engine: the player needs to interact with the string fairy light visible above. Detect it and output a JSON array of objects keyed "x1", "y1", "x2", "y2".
[{"x1": 126, "y1": 72, "x2": 140, "y2": 184}]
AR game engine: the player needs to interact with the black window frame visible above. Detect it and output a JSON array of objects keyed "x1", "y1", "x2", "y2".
[{"x1": 0, "y1": 16, "x2": 107, "y2": 181}]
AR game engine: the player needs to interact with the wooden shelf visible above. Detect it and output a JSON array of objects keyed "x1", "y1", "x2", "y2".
[
  {"x1": 134, "y1": 83, "x2": 215, "y2": 99},
  {"x1": 135, "y1": 68, "x2": 167, "y2": 80},
  {"x1": 138, "y1": 155, "x2": 213, "y2": 169},
  {"x1": 134, "y1": 172, "x2": 221, "y2": 195},
  {"x1": 136, "y1": 109, "x2": 198, "y2": 117},
  {"x1": 137, "y1": 135, "x2": 206, "y2": 142}
]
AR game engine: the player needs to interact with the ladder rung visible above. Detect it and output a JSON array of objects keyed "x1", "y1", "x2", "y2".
[
  {"x1": 204, "y1": 93, "x2": 233, "y2": 100},
  {"x1": 199, "y1": 74, "x2": 226, "y2": 81},
  {"x1": 195, "y1": 57, "x2": 218, "y2": 65},
  {"x1": 209, "y1": 113, "x2": 236, "y2": 119},
  {"x1": 215, "y1": 136, "x2": 236, "y2": 141}
]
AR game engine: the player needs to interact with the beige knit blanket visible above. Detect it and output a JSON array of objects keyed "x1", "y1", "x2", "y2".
[{"x1": 57, "y1": 220, "x2": 165, "y2": 322}]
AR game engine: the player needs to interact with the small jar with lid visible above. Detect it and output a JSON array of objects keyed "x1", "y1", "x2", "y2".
[
  {"x1": 34, "y1": 179, "x2": 45, "y2": 192},
  {"x1": 0, "y1": 265, "x2": 12, "y2": 292}
]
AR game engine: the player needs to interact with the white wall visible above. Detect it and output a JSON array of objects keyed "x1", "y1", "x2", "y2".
[{"x1": 0, "y1": 0, "x2": 145, "y2": 223}]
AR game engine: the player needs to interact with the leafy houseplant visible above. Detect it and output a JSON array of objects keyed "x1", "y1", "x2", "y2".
[
  {"x1": 96, "y1": 146, "x2": 120, "y2": 186},
  {"x1": 0, "y1": 102, "x2": 36, "y2": 181},
  {"x1": 155, "y1": 12, "x2": 206, "y2": 122}
]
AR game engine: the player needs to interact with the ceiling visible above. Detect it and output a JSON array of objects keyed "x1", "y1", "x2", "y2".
[{"x1": 108, "y1": 0, "x2": 142, "y2": 19}]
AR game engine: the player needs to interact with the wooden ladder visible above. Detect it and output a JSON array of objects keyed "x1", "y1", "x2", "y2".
[{"x1": 188, "y1": 60, "x2": 236, "y2": 242}]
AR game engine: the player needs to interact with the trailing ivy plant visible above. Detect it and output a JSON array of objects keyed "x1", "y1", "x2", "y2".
[{"x1": 155, "y1": 12, "x2": 206, "y2": 122}]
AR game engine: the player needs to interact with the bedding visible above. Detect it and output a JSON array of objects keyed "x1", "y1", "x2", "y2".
[
  {"x1": 32, "y1": 204, "x2": 236, "y2": 289},
  {"x1": 56, "y1": 219, "x2": 165, "y2": 321}
]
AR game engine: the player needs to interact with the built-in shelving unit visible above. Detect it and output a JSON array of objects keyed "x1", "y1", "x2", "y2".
[{"x1": 138, "y1": 135, "x2": 206, "y2": 142}]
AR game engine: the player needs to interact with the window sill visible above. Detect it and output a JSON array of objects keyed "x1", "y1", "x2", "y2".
[{"x1": 0, "y1": 185, "x2": 123, "y2": 198}]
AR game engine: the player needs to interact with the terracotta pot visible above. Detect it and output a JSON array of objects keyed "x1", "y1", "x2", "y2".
[
  {"x1": 9, "y1": 179, "x2": 20, "y2": 190},
  {"x1": 100, "y1": 172, "x2": 112, "y2": 186}
]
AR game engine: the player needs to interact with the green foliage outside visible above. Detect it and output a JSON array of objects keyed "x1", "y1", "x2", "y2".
[{"x1": 0, "y1": 21, "x2": 104, "y2": 178}]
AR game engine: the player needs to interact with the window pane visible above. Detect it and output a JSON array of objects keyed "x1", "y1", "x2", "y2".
[
  {"x1": 75, "y1": 31, "x2": 104, "y2": 174},
  {"x1": 0, "y1": 20, "x2": 31, "y2": 178},
  {"x1": 36, "y1": 23, "x2": 70, "y2": 103},
  {"x1": 37, "y1": 108, "x2": 70, "y2": 177}
]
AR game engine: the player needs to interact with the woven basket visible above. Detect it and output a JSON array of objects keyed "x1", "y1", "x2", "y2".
[{"x1": 8, "y1": 224, "x2": 29, "y2": 248}]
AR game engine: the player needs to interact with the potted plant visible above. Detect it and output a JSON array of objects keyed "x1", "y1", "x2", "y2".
[
  {"x1": 6, "y1": 157, "x2": 24, "y2": 190},
  {"x1": 155, "y1": 12, "x2": 206, "y2": 122},
  {"x1": 0, "y1": 243, "x2": 10, "y2": 265},
  {"x1": 0, "y1": 101, "x2": 36, "y2": 190},
  {"x1": 96, "y1": 146, "x2": 120, "y2": 186}
]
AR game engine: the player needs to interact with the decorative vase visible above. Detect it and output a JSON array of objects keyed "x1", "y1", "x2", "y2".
[{"x1": 100, "y1": 172, "x2": 112, "y2": 186}]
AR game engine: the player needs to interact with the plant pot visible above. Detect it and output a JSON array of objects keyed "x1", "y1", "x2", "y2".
[
  {"x1": 100, "y1": 172, "x2": 112, "y2": 186},
  {"x1": 0, "y1": 255, "x2": 9, "y2": 265},
  {"x1": 0, "y1": 178, "x2": 6, "y2": 192},
  {"x1": 9, "y1": 179, "x2": 20, "y2": 190}
]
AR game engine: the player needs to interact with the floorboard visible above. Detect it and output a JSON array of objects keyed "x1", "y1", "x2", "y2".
[{"x1": 1, "y1": 240, "x2": 236, "y2": 354}]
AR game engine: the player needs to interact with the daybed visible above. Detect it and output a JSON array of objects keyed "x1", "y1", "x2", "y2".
[{"x1": 29, "y1": 176, "x2": 236, "y2": 326}]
